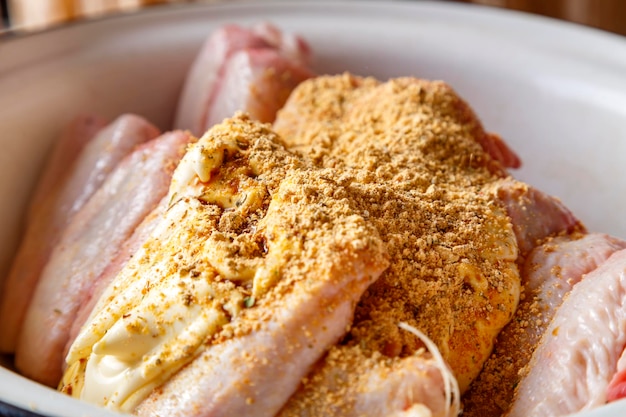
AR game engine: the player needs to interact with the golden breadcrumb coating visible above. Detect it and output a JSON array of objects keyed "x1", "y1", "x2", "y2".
[{"x1": 274, "y1": 74, "x2": 521, "y2": 415}]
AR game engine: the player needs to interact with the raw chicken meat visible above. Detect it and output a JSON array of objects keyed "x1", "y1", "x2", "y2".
[
  {"x1": 61, "y1": 115, "x2": 388, "y2": 415},
  {"x1": 0, "y1": 114, "x2": 159, "y2": 353},
  {"x1": 608, "y1": 356, "x2": 626, "y2": 402},
  {"x1": 479, "y1": 132, "x2": 521, "y2": 170},
  {"x1": 485, "y1": 177, "x2": 584, "y2": 256},
  {"x1": 16, "y1": 130, "x2": 191, "y2": 386},
  {"x1": 204, "y1": 48, "x2": 312, "y2": 130},
  {"x1": 174, "y1": 23, "x2": 312, "y2": 136},
  {"x1": 507, "y1": 248, "x2": 626, "y2": 416},
  {"x1": 463, "y1": 233, "x2": 626, "y2": 416}
]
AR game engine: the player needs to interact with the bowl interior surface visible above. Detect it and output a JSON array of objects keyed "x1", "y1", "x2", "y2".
[{"x1": 1, "y1": 1, "x2": 626, "y2": 416}]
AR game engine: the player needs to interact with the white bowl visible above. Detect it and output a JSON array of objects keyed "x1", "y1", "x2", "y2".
[{"x1": 1, "y1": 1, "x2": 626, "y2": 416}]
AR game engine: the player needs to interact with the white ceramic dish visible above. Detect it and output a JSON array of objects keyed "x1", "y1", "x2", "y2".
[{"x1": 1, "y1": 1, "x2": 626, "y2": 416}]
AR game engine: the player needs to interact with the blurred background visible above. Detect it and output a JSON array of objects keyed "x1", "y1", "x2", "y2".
[{"x1": 1, "y1": 0, "x2": 625, "y2": 36}]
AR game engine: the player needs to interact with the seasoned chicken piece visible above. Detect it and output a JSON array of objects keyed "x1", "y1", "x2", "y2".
[
  {"x1": 174, "y1": 23, "x2": 311, "y2": 136},
  {"x1": 463, "y1": 233, "x2": 626, "y2": 416},
  {"x1": 0, "y1": 114, "x2": 159, "y2": 353},
  {"x1": 507, "y1": 248, "x2": 626, "y2": 417},
  {"x1": 67, "y1": 26, "x2": 312, "y2": 353},
  {"x1": 274, "y1": 75, "x2": 521, "y2": 415},
  {"x1": 278, "y1": 336, "x2": 457, "y2": 417},
  {"x1": 61, "y1": 115, "x2": 388, "y2": 416},
  {"x1": 16, "y1": 131, "x2": 190, "y2": 386}
]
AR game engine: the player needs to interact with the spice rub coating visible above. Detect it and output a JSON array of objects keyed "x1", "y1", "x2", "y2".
[{"x1": 274, "y1": 74, "x2": 522, "y2": 415}]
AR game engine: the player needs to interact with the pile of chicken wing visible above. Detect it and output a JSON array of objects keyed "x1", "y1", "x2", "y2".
[{"x1": 1, "y1": 23, "x2": 625, "y2": 417}]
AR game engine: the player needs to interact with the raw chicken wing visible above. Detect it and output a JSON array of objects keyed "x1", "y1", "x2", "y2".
[
  {"x1": 0, "y1": 114, "x2": 159, "y2": 353},
  {"x1": 463, "y1": 233, "x2": 626, "y2": 416},
  {"x1": 61, "y1": 115, "x2": 388, "y2": 415},
  {"x1": 16, "y1": 130, "x2": 190, "y2": 386},
  {"x1": 508, "y1": 248, "x2": 626, "y2": 416},
  {"x1": 174, "y1": 23, "x2": 312, "y2": 136}
]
